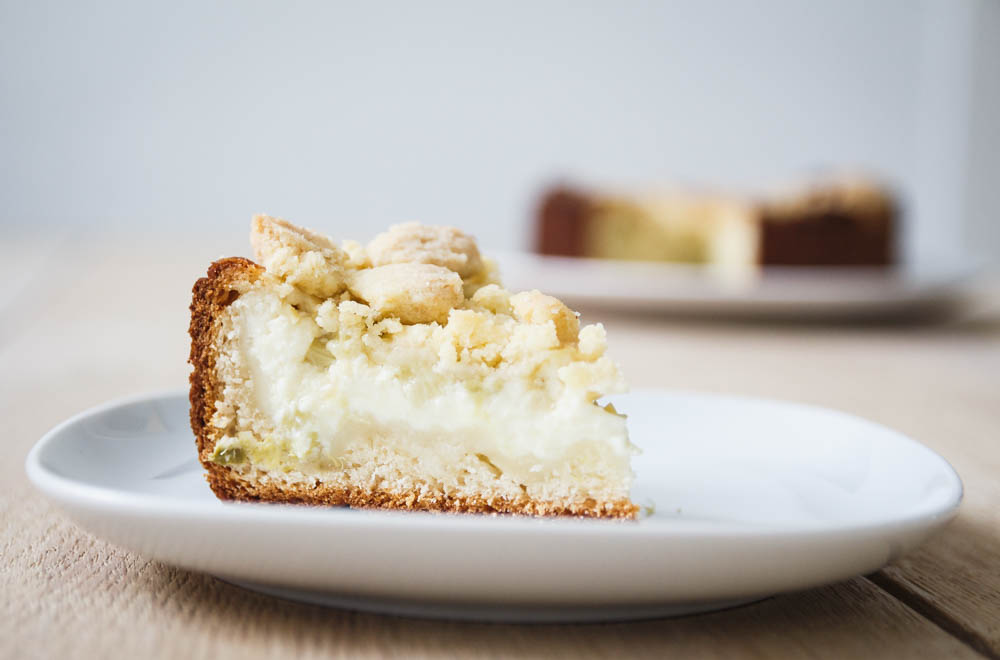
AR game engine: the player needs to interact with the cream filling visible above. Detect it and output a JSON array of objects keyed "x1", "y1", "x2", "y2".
[
  {"x1": 212, "y1": 287, "x2": 633, "y2": 495},
  {"x1": 584, "y1": 194, "x2": 760, "y2": 272}
]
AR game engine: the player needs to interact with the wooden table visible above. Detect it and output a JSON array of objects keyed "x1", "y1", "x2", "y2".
[{"x1": 3, "y1": 233, "x2": 998, "y2": 659}]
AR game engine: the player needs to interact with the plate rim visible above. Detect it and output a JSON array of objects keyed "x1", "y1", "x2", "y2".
[
  {"x1": 494, "y1": 250, "x2": 982, "y2": 285},
  {"x1": 25, "y1": 388, "x2": 964, "y2": 540},
  {"x1": 492, "y1": 250, "x2": 981, "y2": 316}
]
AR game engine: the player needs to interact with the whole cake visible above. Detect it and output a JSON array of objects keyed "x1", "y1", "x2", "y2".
[
  {"x1": 536, "y1": 178, "x2": 896, "y2": 268},
  {"x1": 189, "y1": 217, "x2": 637, "y2": 518}
]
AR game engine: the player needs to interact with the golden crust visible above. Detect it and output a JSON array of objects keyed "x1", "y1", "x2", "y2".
[
  {"x1": 188, "y1": 257, "x2": 264, "y2": 458},
  {"x1": 204, "y1": 462, "x2": 637, "y2": 518},
  {"x1": 188, "y1": 257, "x2": 638, "y2": 519}
]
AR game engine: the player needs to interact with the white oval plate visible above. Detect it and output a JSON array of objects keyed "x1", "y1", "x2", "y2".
[
  {"x1": 496, "y1": 251, "x2": 977, "y2": 320},
  {"x1": 26, "y1": 389, "x2": 961, "y2": 622}
]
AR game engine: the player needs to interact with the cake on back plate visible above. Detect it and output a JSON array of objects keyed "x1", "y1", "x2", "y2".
[
  {"x1": 536, "y1": 177, "x2": 896, "y2": 268},
  {"x1": 189, "y1": 217, "x2": 638, "y2": 518}
]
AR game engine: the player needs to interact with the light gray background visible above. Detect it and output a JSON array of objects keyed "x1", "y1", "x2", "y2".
[{"x1": 2, "y1": 0, "x2": 997, "y2": 262}]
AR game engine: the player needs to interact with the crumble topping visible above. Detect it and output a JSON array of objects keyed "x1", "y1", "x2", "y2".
[
  {"x1": 509, "y1": 290, "x2": 580, "y2": 344},
  {"x1": 367, "y1": 222, "x2": 483, "y2": 278},
  {"x1": 243, "y1": 215, "x2": 623, "y2": 395},
  {"x1": 759, "y1": 177, "x2": 896, "y2": 223},
  {"x1": 348, "y1": 263, "x2": 464, "y2": 324},
  {"x1": 250, "y1": 215, "x2": 347, "y2": 297}
]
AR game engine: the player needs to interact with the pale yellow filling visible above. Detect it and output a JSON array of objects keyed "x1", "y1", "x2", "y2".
[{"x1": 584, "y1": 194, "x2": 760, "y2": 269}]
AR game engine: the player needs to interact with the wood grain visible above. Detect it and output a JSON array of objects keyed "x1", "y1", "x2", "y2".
[
  {"x1": 873, "y1": 517, "x2": 1000, "y2": 659},
  {"x1": 0, "y1": 492, "x2": 980, "y2": 660}
]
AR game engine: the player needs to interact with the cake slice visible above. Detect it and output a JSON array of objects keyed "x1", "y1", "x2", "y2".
[
  {"x1": 536, "y1": 177, "x2": 896, "y2": 268},
  {"x1": 189, "y1": 217, "x2": 637, "y2": 518}
]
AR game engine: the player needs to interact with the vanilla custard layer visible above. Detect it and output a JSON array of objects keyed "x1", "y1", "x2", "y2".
[{"x1": 210, "y1": 285, "x2": 633, "y2": 495}]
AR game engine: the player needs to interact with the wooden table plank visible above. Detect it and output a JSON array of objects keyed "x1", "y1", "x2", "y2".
[
  {"x1": 873, "y1": 517, "x2": 1000, "y2": 659},
  {"x1": 0, "y1": 492, "x2": 980, "y2": 660}
]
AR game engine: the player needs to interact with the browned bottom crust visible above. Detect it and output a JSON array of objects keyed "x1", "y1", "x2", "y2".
[
  {"x1": 204, "y1": 463, "x2": 637, "y2": 519},
  {"x1": 189, "y1": 257, "x2": 638, "y2": 520}
]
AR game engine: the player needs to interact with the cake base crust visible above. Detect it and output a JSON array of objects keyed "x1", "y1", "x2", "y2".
[
  {"x1": 189, "y1": 257, "x2": 638, "y2": 519},
  {"x1": 203, "y1": 462, "x2": 637, "y2": 518}
]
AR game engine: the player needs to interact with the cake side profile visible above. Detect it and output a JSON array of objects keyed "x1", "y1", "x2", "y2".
[
  {"x1": 189, "y1": 218, "x2": 637, "y2": 518},
  {"x1": 536, "y1": 178, "x2": 896, "y2": 268},
  {"x1": 756, "y1": 179, "x2": 896, "y2": 266}
]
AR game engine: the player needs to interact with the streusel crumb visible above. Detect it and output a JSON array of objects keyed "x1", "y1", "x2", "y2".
[
  {"x1": 251, "y1": 215, "x2": 347, "y2": 298},
  {"x1": 348, "y1": 263, "x2": 464, "y2": 324},
  {"x1": 245, "y1": 217, "x2": 619, "y2": 395},
  {"x1": 368, "y1": 222, "x2": 483, "y2": 278}
]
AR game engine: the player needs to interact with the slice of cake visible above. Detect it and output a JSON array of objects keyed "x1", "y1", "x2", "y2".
[
  {"x1": 536, "y1": 177, "x2": 896, "y2": 269},
  {"x1": 189, "y1": 217, "x2": 637, "y2": 518}
]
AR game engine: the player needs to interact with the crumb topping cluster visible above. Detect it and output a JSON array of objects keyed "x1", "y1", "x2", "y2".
[{"x1": 245, "y1": 215, "x2": 623, "y2": 400}]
